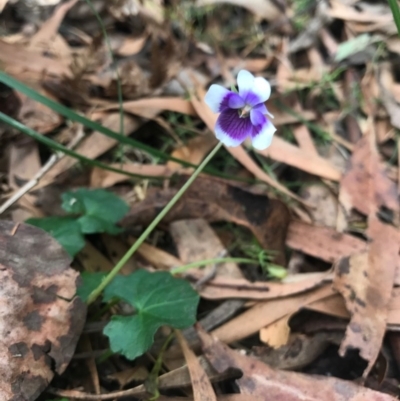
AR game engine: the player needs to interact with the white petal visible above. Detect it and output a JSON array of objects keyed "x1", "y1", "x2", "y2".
[
  {"x1": 204, "y1": 84, "x2": 230, "y2": 113},
  {"x1": 251, "y1": 120, "x2": 276, "y2": 150},
  {"x1": 252, "y1": 77, "x2": 271, "y2": 103},
  {"x1": 237, "y1": 70, "x2": 255, "y2": 96}
]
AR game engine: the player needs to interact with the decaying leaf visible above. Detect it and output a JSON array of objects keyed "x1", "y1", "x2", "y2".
[
  {"x1": 175, "y1": 329, "x2": 217, "y2": 401},
  {"x1": 286, "y1": 220, "x2": 367, "y2": 263},
  {"x1": 121, "y1": 176, "x2": 290, "y2": 266},
  {"x1": 0, "y1": 220, "x2": 86, "y2": 401},
  {"x1": 195, "y1": 0, "x2": 282, "y2": 21},
  {"x1": 170, "y1": 218, "x2": 243, "y2": 279},
  {"x1": 339, "y1": 134, "x2": 399, "y2": 216},
  {"x1": 198, "y1": 327, "x2": 398, "y2": 401},
  {"x1": 185, "y1": 271, "x2": 332, "y2": 300},
  {"x1": 334, "y1": 215, "x2": 400, "y2": 376}
]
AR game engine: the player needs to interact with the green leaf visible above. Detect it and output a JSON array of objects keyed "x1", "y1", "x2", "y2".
[
  {"x1": 77, "y1": 271, "x2": 107, "y2": 302},
  {"x1": 62, "y1": 188, "x2": 129, "y2": 223},
  {"x1": 26, "y1": 217, "x2": 85, "y2": 257},
  {"x1": 103, "y1": 270, "x2": 199, "y2": 360},
  {"x1": 77, "y1": 215, "x2": 123, "y2": 235}
]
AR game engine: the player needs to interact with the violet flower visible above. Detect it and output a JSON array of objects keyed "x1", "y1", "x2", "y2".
[{"x1": 204, "y1": 70, "x2": 276, "y2": 150}]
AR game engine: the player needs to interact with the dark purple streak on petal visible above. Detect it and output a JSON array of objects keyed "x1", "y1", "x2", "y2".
[{"x1": 218, "y1": 108, "x2": 253, "y2": 141}]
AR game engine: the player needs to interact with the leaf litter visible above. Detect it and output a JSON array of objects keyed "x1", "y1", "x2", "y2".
[{"x1": 0, "y1": 0, "x2": 400, "y2": 400}]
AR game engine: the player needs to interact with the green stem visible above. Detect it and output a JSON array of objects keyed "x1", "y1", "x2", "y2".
[
  {"x1": 87, "y1": 141, "x2": 223, "y2": 305},
  {"x1": 389, "y1": 0, "x2": 400, "y2": 37},
  {"x1": 170, "y1": 257, "x2": 259, "y2": 275}
]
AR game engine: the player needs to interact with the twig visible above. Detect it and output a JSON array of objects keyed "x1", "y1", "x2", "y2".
[{"x1": 0, "y1": 127, "x2": 84, "y2": 215}]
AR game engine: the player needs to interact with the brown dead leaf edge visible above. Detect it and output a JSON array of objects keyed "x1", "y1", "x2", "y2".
[{"x1": 0, "y1": 221, "x2": 86, "y2": 401}]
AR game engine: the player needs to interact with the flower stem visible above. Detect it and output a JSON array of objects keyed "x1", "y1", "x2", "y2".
[{"x1": 87, "y1": 141, "x2": 223, "y2": 305}]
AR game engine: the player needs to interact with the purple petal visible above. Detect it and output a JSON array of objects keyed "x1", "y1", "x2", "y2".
[
  {"x1": 253, "y1": 103, "x2": 268, "y2": 114},
  {"x1": 215, "y1": 108, "x2": 252, "y2": 147},
  {"x1": 251, "y1": 118, "x2": 276, "y2": 150},
  {"x1": 228, "y1": 93, "x2": 245, "y2": 109},
  {"x1": 204, "y1": 84, "x2": 230, "y2": 113},
  {"x1": 250, "y1": 109, "x2": 266, "y2": 126}
]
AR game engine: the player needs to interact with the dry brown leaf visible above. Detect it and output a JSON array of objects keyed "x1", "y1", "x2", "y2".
[
  {"x1": 299, "y1": 184, "x2": 338, "y2": 227},
  {"x1": 90, "y1": 164, "x2": 177, "y2": 188},
  {"x1": 0, "y1": 220, "x2": 86, "y2": 401},
  {"x1": 308, "y1": 288, "x2": 400, "y2": 327},
  {"x1": 168, "y1": 134, "x2": 218, "y2": 170},
  {"x1": 198, "y1": 326, "x2": 397, "y2": 401},
  {"x1": 121, "y1": 175, "x2": 290, "y2": 266},
  {"x1": 286, "y1": 220, "x2": 367, "y2": 263},
  {"x1": 175, "y1": 330, "x2": 217, "y2": 401},
  {"x1": 37, "y1": 113, "x2": 141, "y2": 189},
  {"x1": 328, "y1": 0, "x2": 392, "y2": 24},
  {"x1": 115, "y1": 35, "x2": 148, "y2": 57},
  {"x1": 170, "y1": 218, "x2": 243, "y2": 279},
  {"x1": 8, "y1": 141, "x2": 41, "y2": 222},
  {"x1": 293, "y1": 124, "x2": 318, "y2": 155},
  {"x1": 253, "y1": 332, "x2": 342, "y2": 371},
  {"x1": 259, "y1": 316, "x2": 290, "y2": 348},
  {"x1": 76, "y1": 241, "x2": 113, "y2": 273},
  {"x1": 28, "y1": 0, "x2": 77, "y2": 56},
  {"x1": 17, "y1": 91, "x2": 63, "y2": 134},
  {"x1": 98, "y1": 98, "x2": 197, "y2": 117},
  {"x1": 334, "y1": 215, "x2": 400, "y2": 376},
  {"x1": 210, "y1": 284, "x2": 335, "y2": 344},
  {"x1": 195, "y1": 0, "x2": 282, "y2": 21},
  {"x1": 0, "y1": 40, "x2": 71, "y2": 78},
  {"x1": 8, "y1": 141, "x2": 41, "y2": 190},
  {"x1": 339, "y1": 134, "x2": 399, "y2": 216},
  {"x1": 256, "y1": 136, "x2": 342, "y2": 181},
  {"x1": 129, "y1": 238, "x2": 183, "y2": 271},
  {"x1": 185, "y1": 271, "x2": 332, "y2": 300}
]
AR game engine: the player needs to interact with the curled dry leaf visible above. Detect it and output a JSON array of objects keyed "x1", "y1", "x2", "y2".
[
  {"x1": 197, "y1": 326, "x2": 397, "y2": 401},
  {"x1": 339, "y1": 134, "x2": 399, "y2": 216},
  {"x1": 175, "y1": 329, "x2": 217, "y2": 401},
  {"x1": 286, "y1": 220, "x2": 367, "y2": 263},
  {"x1": 0, "y1": 220, "x2": 86, "y2": 401},
  {"x1": 210, "y1": 284, "x2": 335, "y2": 344},
  {"x1": 334, "y1": 216, "x2": 400, "y2": 376},
  {"x1": 185, "y1": 271, "x2": 331, "y2": 300},
  {"x1": 121, "y1": 175, "x2": 290, "y2": 266}
]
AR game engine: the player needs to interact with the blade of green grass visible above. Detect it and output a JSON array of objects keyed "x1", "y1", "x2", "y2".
[
  {"x1": 389, "y1": 0, "x2": 400, "y2": 38},
  {"x1": 0, "y1": 111, "x2": 171, "y2": 180}
]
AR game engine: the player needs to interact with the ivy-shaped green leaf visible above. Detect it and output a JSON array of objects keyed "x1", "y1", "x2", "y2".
[
  {"x1": 62, "y1": 188, "x2": 129, "y2": 234},
  {"x1": 26, "y1": 217, "x2": 85, "y2": 257},
  {"x1": 103, "y1": 270, "x2": 199, "y2": 360}
]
